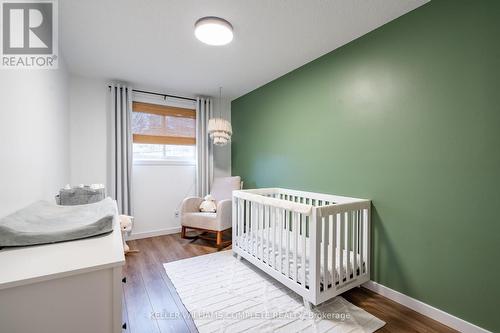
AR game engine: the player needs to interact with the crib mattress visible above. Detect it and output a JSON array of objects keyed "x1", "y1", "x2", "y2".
[
  {"x1": 0, "y1": 198, "x2": 115, "y2": 247},
  {"x1": 236, "y1": 235, "x2": 365, "y2": 288}
]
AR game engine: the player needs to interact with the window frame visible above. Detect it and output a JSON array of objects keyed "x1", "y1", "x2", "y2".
[{"x1": 133, "y1": 159, "x2": 196, "y2": 166}]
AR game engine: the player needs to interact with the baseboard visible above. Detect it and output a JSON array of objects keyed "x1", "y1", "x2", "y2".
[
  {"x1": 128, "y1": 227, "x2": 181, "y2": 240},
  {"x1": 363, "y1": 281, "x2": 490, "y2": 333}
]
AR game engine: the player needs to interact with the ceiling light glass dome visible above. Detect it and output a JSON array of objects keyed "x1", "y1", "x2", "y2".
[{"x1": 195, "y1": 17, "x2": 233, "y2": 46}]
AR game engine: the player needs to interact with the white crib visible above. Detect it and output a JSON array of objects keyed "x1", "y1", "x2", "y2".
[{"x1": 232, "y1": 188, "x2": 371, "y2": 308}]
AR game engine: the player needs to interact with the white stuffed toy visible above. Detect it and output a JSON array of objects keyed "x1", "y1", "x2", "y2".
[
  {"x1": 199, "y1": 195, "x2": 217, "y2": 213},
  {"x1": 119, "y1": 215, "x2": 139, "y2": 255}
]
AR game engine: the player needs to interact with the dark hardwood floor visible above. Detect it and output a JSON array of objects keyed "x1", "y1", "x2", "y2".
[{"x1": 122, "y1": 232, "x2": 456, "y2": 333}]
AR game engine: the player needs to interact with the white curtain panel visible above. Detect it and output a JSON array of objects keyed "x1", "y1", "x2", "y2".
[
  {"x1": 108, "y1": 84, "x2": 133, "y2": 215},
  {"x1": 195, "y1": 97, "x2": 214, "y2": 197}
]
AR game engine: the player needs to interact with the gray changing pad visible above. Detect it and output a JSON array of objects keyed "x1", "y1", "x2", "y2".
[{"x1": 0, "y1": 197, "x2": 116, "y2": 247}]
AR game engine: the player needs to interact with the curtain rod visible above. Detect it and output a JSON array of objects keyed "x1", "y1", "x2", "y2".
[{"x1": 108, "y1": 86, "x2": 197, "y2": 102}]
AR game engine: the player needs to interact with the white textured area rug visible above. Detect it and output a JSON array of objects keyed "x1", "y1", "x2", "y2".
[{"x1": 164, "y1": 251, "x2": 385, "y2": 333}]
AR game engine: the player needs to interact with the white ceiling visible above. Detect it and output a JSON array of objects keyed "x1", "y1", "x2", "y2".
[{"x1": 60, "y1": 0, "x2": 428, "y2": 100}]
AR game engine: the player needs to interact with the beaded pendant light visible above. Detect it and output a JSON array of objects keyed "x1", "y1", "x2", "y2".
[{"x1": 207, "y1": 87, "x2": 232, "y2": 146}]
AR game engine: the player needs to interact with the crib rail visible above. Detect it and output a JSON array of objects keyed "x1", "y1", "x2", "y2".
[{"x1": 232, "y1": 188, "x2": 371, "y2": 305}]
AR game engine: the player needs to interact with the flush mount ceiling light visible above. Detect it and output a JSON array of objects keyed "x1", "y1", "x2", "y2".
[{"x1": 194, "y1": 16, "x2": 233, "y2": 46}]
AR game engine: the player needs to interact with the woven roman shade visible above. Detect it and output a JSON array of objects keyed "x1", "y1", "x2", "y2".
[{"x1": 132, "y1": 102, "x2": 196, "y2": 145}]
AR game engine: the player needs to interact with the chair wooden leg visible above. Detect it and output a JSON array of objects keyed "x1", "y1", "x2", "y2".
[
  {"x1": 216, "y1": 231, "x2": 222, "y2": 246},
  {"x1": 181, "y1": 226, "x2": 186, "y2": 239}
]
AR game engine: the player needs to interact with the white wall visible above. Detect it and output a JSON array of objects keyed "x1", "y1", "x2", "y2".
[
  {"x1": 67, "y1": 77, "x2": 232, "y2": 238},
  {"x1": 69, "y1": 75, "x2": 108, "y2": 185},
  {"x1": 0, "y1": 63, "x2": 70, "y2": 218},
  {"x1": 131, "y1": 162, "x2": 195, "y2": 238}
]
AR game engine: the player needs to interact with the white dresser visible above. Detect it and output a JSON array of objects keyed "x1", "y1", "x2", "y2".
[{"x1": 0, "y1": 209, "x2": 125, "y2": 333}]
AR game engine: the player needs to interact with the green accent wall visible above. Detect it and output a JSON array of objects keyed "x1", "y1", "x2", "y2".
[{"x1": 231, "y1": 1, "x2": 500, "y2": 330}]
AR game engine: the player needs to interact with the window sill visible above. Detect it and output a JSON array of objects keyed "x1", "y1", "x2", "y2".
[{"x1": 133, "y1": 159, "x2": 196, "y2": 166}]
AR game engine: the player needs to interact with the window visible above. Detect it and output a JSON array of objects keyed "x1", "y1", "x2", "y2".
[{"x1": 132, "y1": 101, "x2": 196, "y2": 162}]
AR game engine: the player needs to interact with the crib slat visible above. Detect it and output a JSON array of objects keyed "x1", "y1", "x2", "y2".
[
  {"x1": 279, "y1": 208, "x2": 283, "y2": 274},
  {"x1": 301, "y1": 214, "x2": 307, "y2": 287},
  {"x1": 253, "y1": 203, "x2": 257, "y2": 258},
  {"x1": 248, "y1": 201, "x2": 252, "y2": 255},
  {"x1": 292, "y1": 197, "x2": 297, "y2": 280},
  {"x1": 241, "y1": 200, "x2": 244, "y2": 251},
  {"x1": 266, "y1": 205, "x2": 270, "y2": 265},
  {"x1": 339, "y1": 212, "x2": 345, "y2": 285},
  {"x1": 233, "y1": 198, "x2": 237, "y2": 247},
  {"x1": 331, "y1": 214, "x2": 337, "y2": 286},
  {"x1": 240, "y1": 199, "x2": 243, "y2": 249},
  {"x1": 255, "y1": 203, "x2": 260, "y2": 260},
  {"x1": 256, "y1": 203, "x2": 260, "y2": 260},
  {"x1": 268, "y1": 206, "x2": 272, "y2": 266},
  {"x1": 272, "y1": 207, "x2": 276, "y2": 270},
  {"x1": 293, "y1": 212, "x2": 298, "y2": 282},
  {"x1": 359, "y1": 209, "x2": 364, "y2": 274},
  {"x1": 259, "y1": 204, "x2": 267, "y2": 261},
  {"x1": 353, "y1": 210, "x2": 358, "y2": 277},
  {"x1": 237, "y1": 199, "x2": 241, "y2": 247},
  {"x1": 248, "y1": 201, "x2": 252, "y2": 254},
  {"x1": 357, "y1": 210, "x2": 361, "y2": 276},
  {"x1": 285, "y1": 210, "x2": 290, "y2": 278},
  {"x1": 258, "y1": 203, "x2": 261, "y2": 259},
  {"x1": 346, "y1": 211, "x2": 351, "y2": 281},
  {"x1": 245, "y1": 200, "x2": 249, "y2": 253},
  {"x1": 255, "y1": 203, "x2": 259, "y2": 258},
  {"x1": 233, "y1": 198, "x2": 236, "y2": 244},
  {"x1": 250, "y1": 200, "x2": 254, "y2": 255},
  {"x1": 242, "y1": 199, "x2": 246, "y2": 249},
  {"x1": 252, "y1": 202, "x2": 256, "y2": 257},
  {"x1": 257, "y1": 203, "x2": 261, "y2": 259},
  {"x1": 257, "y1": 203, "x2": 260, "y2": 258},
  {"x1": 363, "y1": 208, "x2": 370, "y2": 274},
  {"x1": 323, "y1": 216, "x2": 329, "y2": 289}
]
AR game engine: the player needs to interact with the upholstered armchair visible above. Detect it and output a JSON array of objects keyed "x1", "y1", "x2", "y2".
[{"x1": 180, "y1": 176, "x2": 241, "y2": 248}]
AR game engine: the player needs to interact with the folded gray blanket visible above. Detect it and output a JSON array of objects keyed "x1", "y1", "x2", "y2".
[{"x1": 0, "y1": 197, "x2": 116, "y2": 247}]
